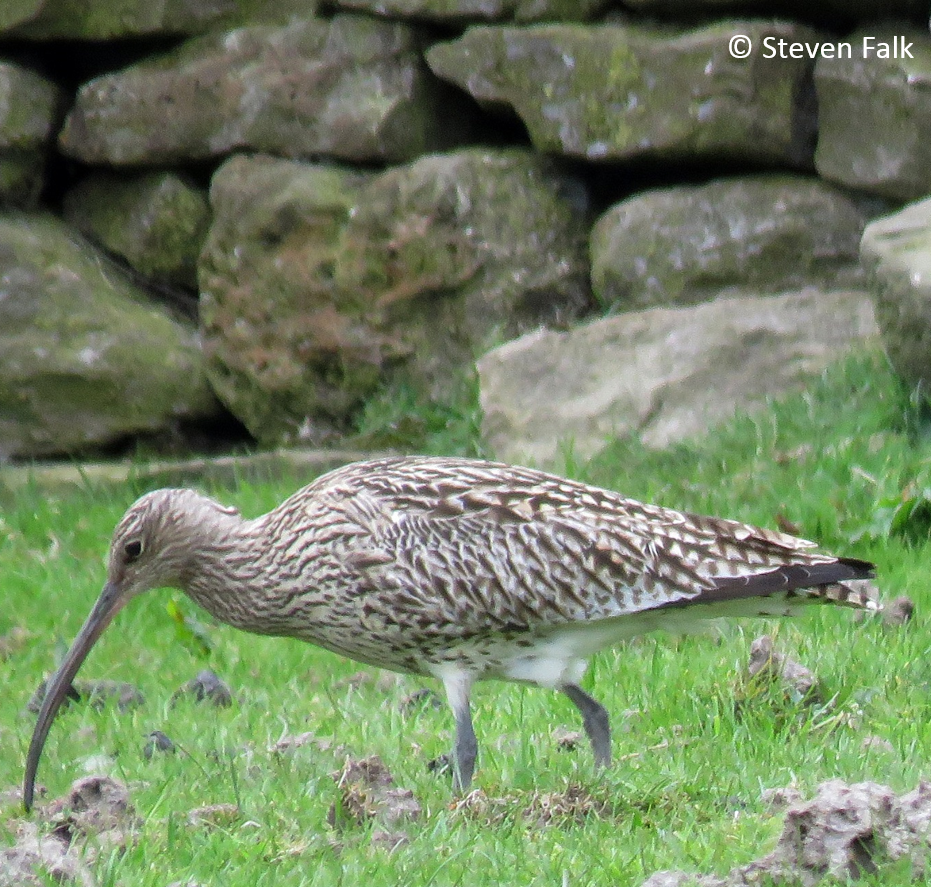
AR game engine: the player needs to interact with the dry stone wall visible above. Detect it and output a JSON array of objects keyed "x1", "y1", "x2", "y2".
[{"x1": 0, "y1": 2, "x2": 928, "y2": 461}]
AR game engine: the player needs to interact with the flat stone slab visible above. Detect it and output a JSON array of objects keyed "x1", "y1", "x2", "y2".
[{"x1": 477, "y1": 289, "x2": 879, "y2": 466}]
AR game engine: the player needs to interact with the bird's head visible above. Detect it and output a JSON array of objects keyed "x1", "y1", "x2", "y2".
[
  {"x1": 23, "y1": 488, "x2": 240, "y2": 811},
  {"x1": 105, "y1": 489, "x2": 240, "y2": 599}
]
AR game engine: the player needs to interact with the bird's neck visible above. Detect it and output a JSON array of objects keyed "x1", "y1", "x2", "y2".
[{"x1": 181, "y1": 516, "x2": 274, "y2": 633}]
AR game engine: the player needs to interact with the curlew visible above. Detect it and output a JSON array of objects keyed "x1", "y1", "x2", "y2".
[{"x1": 24, "y1": 455, "x2": 877, "y2": 809}]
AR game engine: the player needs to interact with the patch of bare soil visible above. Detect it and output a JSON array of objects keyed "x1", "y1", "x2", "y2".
[
  {"x1": 0, "y1": 823, "x2": 94, "y2": 887},
  {"x1": 880, "y1": 595, "x2": 915, "y2": 626},
  {"x1": 0, "y1": 776, "x2": 140, "y2": 887},
  {"x1": 744, "y1": 635, "x2": 822, "y2": 705},
  {"x1": 640, "y1": 778, "x2": 931, "y2": 887},
  {"x1": 327, "y1": 755, "x2": 422, "y2": 851}
]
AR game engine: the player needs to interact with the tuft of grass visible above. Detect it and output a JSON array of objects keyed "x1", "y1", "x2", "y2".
[
  {"x1": 0, "y1": 348, "x2": 928, "y2": 886},
  {"x1": 348, "y1": 372, "x2": 486, "y2": 458}
]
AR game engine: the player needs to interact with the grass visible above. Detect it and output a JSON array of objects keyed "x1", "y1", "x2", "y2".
[{"x1": 0, "y1": 348, "x2": 929, "y2": 886}]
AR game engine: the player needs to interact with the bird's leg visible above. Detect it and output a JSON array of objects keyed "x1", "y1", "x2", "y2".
[
  {"x1": 453, "y1": 704, "x2": 478, "y2": 793},
  {"x1": 439, "y1": 668, "x2": 477, "y2": 793},
  {"x1": 562, "y1": 683, "x2": 611, "y2": 768}
]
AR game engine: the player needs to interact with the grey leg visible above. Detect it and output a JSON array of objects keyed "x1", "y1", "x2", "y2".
[
  {"x1": 439, "y1": 668, "x2": 478, "y2": 793},
  {"x1": 562, "y1": 683, "x2": 611, "y2": 768},
  {"x1": 453, "y1": 705, "x2": 478, "y2": 793}
]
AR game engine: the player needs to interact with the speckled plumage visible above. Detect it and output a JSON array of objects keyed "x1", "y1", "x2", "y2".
[{"x1": 25, "y1": 455, "x2": 876, "y2": 804}]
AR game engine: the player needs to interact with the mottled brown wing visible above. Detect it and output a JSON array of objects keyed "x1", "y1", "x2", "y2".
[{"x1": 340, "y1": 493, "x2": 871, "y2": 645}]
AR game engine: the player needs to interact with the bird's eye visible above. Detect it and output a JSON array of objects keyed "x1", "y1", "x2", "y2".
[{"x1": 124, "y1": 539, "x2": 143, "y2": 561}]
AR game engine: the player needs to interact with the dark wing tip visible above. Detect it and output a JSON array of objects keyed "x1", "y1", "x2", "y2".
[{"x1": 652, "y1": 556, "x2": 877, "y2": 610}]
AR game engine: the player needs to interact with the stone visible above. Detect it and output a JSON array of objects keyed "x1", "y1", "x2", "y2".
[
  {"x1": 335, "y1": 0, "x2": 604, "y2": 25},
  {"x1": 0, "y1": 0, "x2": 44, "y2": 33},
  {"x1": 859, "y1": 198, "x2": 930, "y2": 399},
  {"x1": 59, "y1": 15, "x2": 471, "y2": 166},
  {"x1": 815, "y1": 26, "x2": 930, "y2": 201},
  {"x1": 427, "y1": 20, "x2": 819, "y2": 165},
  {"x1": 333, "y1": 148, "x2": 592, "y2": 394},
  {"x1": 477, "y1": 289, "x2": 878, "y2": 465},
  {"x1": 9, "y1": 0, "x2": 235, "y2": 39},
  {"x1": 0, "y1": 213, "x2": 219, "y2": 460},
  {"x1": 0, "y1": 62, "x2": 64, "y2": 208},
  {"x1": 199, "y1": 155, "x2": 376, "y2": 443},
  {"x1": 63, "y1": 171, "x2": 210, "y2": 289},
  {"x1": 590, "y1": 175, "x2": 868, "y2": 310},
  {"x1": 199, "y1": 150, "x2": 590, "y2": 444}
]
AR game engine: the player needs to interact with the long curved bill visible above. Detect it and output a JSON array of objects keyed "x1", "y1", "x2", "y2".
[{"x1": 23, "y1": 581, "x2": 127, "y2": 812}]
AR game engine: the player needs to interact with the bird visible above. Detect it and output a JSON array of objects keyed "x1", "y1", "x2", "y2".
[{"x1": 24, "y1": 454, "x2": 877, "y2": 810}]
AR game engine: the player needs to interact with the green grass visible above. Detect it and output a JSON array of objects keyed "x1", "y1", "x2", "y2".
[{"x1": 0, "y1": 349, "x2": 929, "y2": 886}]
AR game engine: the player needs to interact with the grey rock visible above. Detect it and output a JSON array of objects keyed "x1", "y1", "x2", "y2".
[
  {"x1": 591, "y1": 175, "x2": 868, "y2": 310},
  {"x1": 199, "y1": 155, "x2": 376, "y2": 443},
  {"x1": 333, "y1": 148, "x2": 592, "y2": 396},
  {"x1": 427, "y1": 20, "x2": 819, "y2": 165},
  {"x1": 0, "y1": 213, "x2": 219, "y2": 460},
  {"x1": 815, "y1": 26, "x2": 930, "y2": 201},
  {"x1": 9, "y1": 0, "x2": 235, "y2": 39},
  {"x1": 59, "y1": 15, "x2": 470, "y2": 166},
  {"x1": 0, "y1": 448, "x2": 378, "y2": 501},
  {"x1": 335, "y1": 0, "x2": 605, "y2": 24},
  {"x1": 0, "y1": 62, "x2": 64, "y2": 208},
  {"x1": 859, "y1": 198, "x2": 930, "y2": 399},
  {"x1": 0, "y1": 0, "x2": 44, "y2": 33},
  {"x1": 477, "y1": 289, "x2": 878, "y2": 465},
  {"x1": 64, "y1": 171, "x2": 210, "y2": 289},
  {"x1": 200, "y1": 150, "x2": 590, "y2": 444}
]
